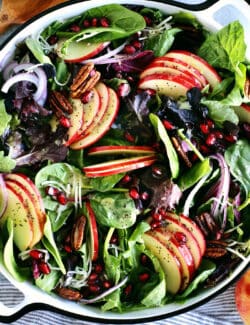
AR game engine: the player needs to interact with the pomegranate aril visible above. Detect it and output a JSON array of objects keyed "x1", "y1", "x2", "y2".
[
  {"x1": 152, "y1": 212, "x2": 162, "y2": 221},
  {"x1": 144, "y1": 88, "x2": 156, "y2": 96},
  {"x1": 32, "y1": 260, "x2": 40, "y2": 279},
  {"x1": 205, "y1": 133, "x2": 216, "y2": 146},
  {"x1": 70, "y1": 24, "x2": 81, "y2": 32},
  {"x1": 121, "y1": 174, "x2": 132, "y2": 184},
  {"x1": 103, "y1": 280, "x2": 112, "y2": 289},
  {"x1": 94, "y1": 264, "x2": 103, "y2": 274},
  {"x1": 200, "y1": 144, "x2": 210, "y2": 154},
  {"x1": 81, "y1": 90, "x2": 93, "y2": 103},
  {"x1": 48, "y1": 35, "x2": 58, "y2": 45},
  {"x1": 124, "y1": 131, "x2": 135, "y2": 142},
  {"x1": 38, "y1": 261, "x2": 51, "y2": 274},
  {"x1": 110, "y1": 234, "x2": 119, "y2": 244},
  {"x1": 91, "y1": 18, "x2": 98, "y2": 27},
  {"x1": 83, "y1": 19, "x2": 90, "y2": 27},
  {"x1": 123, "y1": 45, "x2": 136, "y2": 55},
  {"x1": 57, "y1": 192, "x2": 67, "y2": 205},
  {"x1": 140, "y1": 253, "x2": 150, "y2": 266},
  {"x1": 139, "y1": 272, "x2": 150, "y2": 282},
  {"x1": 129, "y1": 188, "x2": 140, "y2": 200},
  {"x1": 89, "y1": 284, "x2": 101, "y2": 293},
  {"x1": 163, "y1": 119, "x2": 174, "y2": 130},
  {"x1": 45, "y1": 186, "x2": 59, "y2": 196},
  {"x1": 64, "y1": 244, "x2": 72, "y2": 253},
  {"x1": 100, "y1": 17, "x2": 109, "y2": 27},
  {"x1": 200, "y1": 123, "x2": 209, "y2": 134},
  {"x1": 124, "y1": 284, "x2": 132, "y2": 296},
  {"x1": 152, "y1": 166, "x2": 163, "y2": 178},
  {"x1": 143, "y1": 16, "x2": 152, "y2": 26},
  {"x1": 88, "y1": 273, "x2": 99, "y2": 283},
  {"x1": 174, "y1": 232, "x2": 187, "y2": 244},
  {"x1": 140, "y1": 191, "x2": 149, "y2": 201},
  {"x1": 225, "y1": 134, "x2": 237, "y2": 143},
  {"x1": 117, "y1": 83, "x2": 131, "y2": 97},
  {"x1": 132, "y1": 40, "x2": 141, "y2": 49},
  {"x1": 213, "y1": 130, "x2": 224, "y2": 139},
  {"x1": 150, "y1": 220, "x2": 161, "y2": 229},
  {"x1": 29, "y1": 250, "x2": 43, "y2": 260},
  {"x1": 206, "y1": 119, "x2": 215, "y2": 129},
  {"x1": 59, "y1": 116, "x2": 71, "y2": 128}
]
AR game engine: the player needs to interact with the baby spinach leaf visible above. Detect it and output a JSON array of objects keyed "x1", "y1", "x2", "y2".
[
  {"x1": 198, "y1": 21, "x2": 246, "y2": 72},
  {"x1": 144, "y1": 28, "x2": 180, "y2": 57},
  {"x1": 149, "y1": 113, "x2": 179, "y2": 179},
  {"x1": 89, "y1": 192, "x2": 139, "y2": 229},
  {"x1": 225, "y1": 139, "x2": 250, "y2": 202},
  {"x1": 178, "y1": 158, "x2": 212, "y2": 191},
  {"x1": 35, "y1": 264, "x2": 61, "y2": 293},
  {"x1": 89, "y1": 173, "x2": 125, "y2": 192},
  {"x1": 0, "y1": 99, "x2": 11, "y2": 136}
]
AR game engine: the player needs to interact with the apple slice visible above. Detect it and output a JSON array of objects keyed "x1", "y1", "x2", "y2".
[
  {"x1": 140, "y1": 65, "x2": 202, "y2": 88},
  {"x1": 5, "y1": 179, "x2": 43, "y2": 248},
  {"x1": 165, "y1": 212, "x2": 206, "y2": 256},
  {"x1": 142, "y1": 231, "x2": 182, "y2": 294},
  {"x1": 65, "y1": 88, "x2": 100, "y2": 146},
  {"x1": 153, "y1": 228, "x2": 195, "y2": 290},
  {"x1": 235, "y1": 269, "x2": 250, "y2": 324},
  {"x1": 4, "y1": 173, "x2": 46, "y2": 233},
  {"x1": 160, "y1": 215, "x2": 202, "y2": 269},
  {"x1": 0, "y1": 174, "x2": 8, "y2": 219},
  {"x1": 88, "y1": 145, "x2": 156, "y2": 156},
  {"x1": 83, "y1": 155, "x2": 157, "y2": 177},
  {"x1": 234, "y1": 103, "x2": 250, "y2": 123},
  {"x1": 164, "y1": 50, "x2": 221, "y2": 88},
  {"x1": 56, "y1": 38, "x2": 110, "y2": 63},
  {"x1": 0, "y1": 185, "x2": 33, "y2": 251},
  {"x1": 138, "y1": 73, "x2": 197, "y2": 99},
  {"x1": 85, "y1": 200, "x2": 99, "y2": 261},
  {"x1": 147, "y1": 57, "x2": 208, "y2": 88},
  {"x1": 71, "y1": 87, "x2": 119, "y2": 150}
]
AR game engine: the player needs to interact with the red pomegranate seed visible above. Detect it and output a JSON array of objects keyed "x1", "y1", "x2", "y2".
[
  {"x1": 91, "y1": 18, "x2": 98, "y2": 27},
  {"x1": 140, "y1": 191, "x2": 149, "y2": 201},
  {"x1": 81, "y1": 90, "x2": 93, "y2": 103},
  {"x1": 29, "y1": 250, "x2": 43, "y2": 260},
  {"x1": 200, "y1": 123, "x2": 209, "y2": 134},
  {"x1": 32, "y1": 260, "x2": 40, "y2": 279},
  {"x1": 158, "y1": 207, "x2": 167, "y2": 218},
  {"x1": 124, "y1": 131, "x2": 135, "y2": 142},
  {"x1": 59, "y1": 116, "x2": 71, "y2": 128},
  {"x1": 213, "y1": 130, "x2": 224, "y2": 139},
  {"x1": 94, "y1": 264, "x2": 103, "y2": 274},
  {"x1": 70, "y1": 24, "x2": 81, "y2": 32},
  {"x1": 100, "y1": 17, "x2": 109, "y2": 27},
  {"x1": 64, "y1": 244, "x2": 72, "y2": 253},
  {"x1": 152, "y1": 211, "x2": 162, "y2": 221},
  {"x1": 163, "y1": 119, "x2": 174, "y2": 130},
  {"x1": 88, "y1": 273, "x2": 98, "y2": 283},
  {"x1": 48, "y1": 35, "x2": 58, "y2": 45},
  {"x1": 143, "y1": 16, "x2": 152, "y2": 26},
  {"x1": 38, "y1": 261, "x2": 51, "y2": 275},
  {"x1": 132, "y1": 40, "x2": 142, "y2": 49},
  {"x1": 139, "y1": 272, "x2": 150, "y2": 282},
  {"x1": 205, "y1": 133, "x2": 217, "y2": 146},
  {"x1": 174, "y1": 232, "x2": 187, "y2": 244},
  {"x1": 110, "y1": 233, "x2": 119, "y2": 244},
  {"x1": 200, "y1": 144, "x2": 210, "y2": 154},
  {"x1": 117, "y1": 83, "x2": 131, "y2": 97},
  {"x1": 123, "y1": 44, "x2": 136, "y2": 55},
  {"x1": 103, "y1": 280, "x2": 112, "y2": 289},
  {"x1": 121, "y1": 174, "x2": 132, "y2": 184},
  {"x1": 225, "y1": 134, "x2": 237, "y2": 143},
  {"x1": 89, "y1": 284, "x2": 101, "y2": 293},
  {"x1": 83, "y1": 19, "x2": 90, "y2": 27},
  {"x1": 152, "y1": 166, "x2": 163, "y2": 177},
  {"x1": 57, "y1": 192, "x2": 67, "y2": 205},
  {"x1": 206, "y1": 119, "x2": 215, "y2": 129},
  {"x1": 124, "y1": 284, "x2": 132, "y2": 296},
  {"x1": 140, "y1": 253, "x2": 149, "y2": 266},
  {"x1": 144, "y1": 88, "x2": 156, "y2": 96},
  {"x1": 45, "y1": 186, "x2": 59, "y2": 196},
  {"x1": 129, "y1": 188, "x2": 140, "y2": 200},
  {"x1": 150, "y1": 220, "x2": 161, "y2": 229}
]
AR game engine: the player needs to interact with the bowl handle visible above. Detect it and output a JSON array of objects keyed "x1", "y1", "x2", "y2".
[{"x1": 0, "y1": 294, "x2": 36, "y2": 320}]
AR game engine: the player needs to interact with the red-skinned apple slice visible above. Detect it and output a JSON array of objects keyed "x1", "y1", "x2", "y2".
[
  {"x1": 138, "y1": 73, "x2": 197, "y2": 98},
  {"x1": 0, "y1": 174, "x2": 8, "y2": 219},
  {"x1": 71, "y1": 87, "x2": 119, "y2": 149},
  {"x1": 234, "y1": 103, "x2": 250, "y2": 123},
  {"x1": 1, "y1": 184, "x2": 33, "y2": 251},
  {"x1": 4, "y1": 173, "x2": 46, "y2": 233},
  {"x1": 235, "y1": 269, "x2": 250, "y2": 325},
  {"x1": 165, "y1": 211, "x2": 206, "y2": 256},
  {"x1": 83, "y1": 155, "x2": 157, "y2": 177},
  {"x1": 152, "y1": 228, "x2": 195, "y2": 290},
  {"x1": 142, "y1": 231, "x2": 182, "y2": 294},
  {"x1": 65, "y1": 88, "x2": 100, "y2": 146},
  {"x1": 140, "y1": 65, "x2": 202, "y2": 88},
  {"x1": 146, "y1": 57, "x2": 208, "y2": 88},
  {"x1": 160, "y1": 216, "x2": 202, "y2": 269},
  {"x1": 5, "y1": 179, "x2": 43, "y2": 248},
  {"x1": 88, "y1": 145, "x2": 156, "y2": 156},
  {"x1": 164, "y1": 50, "x2": 221, "y2": 88},
  {"x1": 56, "y1": 38, "x2": 110, "y2": 63},
  {"x1": 85, "y1": 200, "x2": 99, "y2": 261}
]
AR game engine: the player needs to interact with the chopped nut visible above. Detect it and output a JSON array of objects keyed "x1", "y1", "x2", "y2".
[
  {"x1": 171, "y1": 136, "x2": 192, "y2": 168},
  {"x1": 194, "y1": 212, "x2": 219, "y2": 238},
  {"x1": 70, "y1": 63, "x2": 101, "y2": 98},
  {"x1": 204, "y1": 247, "x2": 227, "y2": 259},
  {"x1": 71, "y1": 215, "x2": 86, "y2": 251},
  {"x1": 244, "y1": 77, "x2": 250, "y2": 100},
  {"x1": 49, "y1": 90, "x2": 73, "y2": 118},
  {"x1": 56, "y1": 287, "x2": 82, "y2": 301}
]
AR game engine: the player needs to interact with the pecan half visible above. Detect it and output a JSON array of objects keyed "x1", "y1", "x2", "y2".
[
  {"x1": 70, "y1": 63, "x2": 101, "y2": 98},
  {"x1": 204, "y1": 239, "x2": 228, "y2": 259},
  {"x1": 171, "y1": 136, "x2": 192, "y2": 168},
  {"x1": 71, "y1": 215, "x2": 86, "y2": 251},
  {"x1": 49, "y1": 90, "x2": 73, "y2": 117},
  {"x1": 56, "y1": 287, "x2": 82, "y2": 301},
  {"x1": 194, "y1": 212, "x2": 219, "y2": 238},
  {"x1": 244, "y1": 77, "x2": 250, "y2": 100}
]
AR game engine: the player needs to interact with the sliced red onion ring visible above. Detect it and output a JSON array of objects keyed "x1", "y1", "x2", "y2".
[
  {"x1": 2, "y1": 61, "x2": 18, "y2": 81},
  {"x1": 0, "y1": 174, "x2": 8, "y2": 219},
  {"x1": 1, "y1": 72, "x2": 39, "y2": 94}
]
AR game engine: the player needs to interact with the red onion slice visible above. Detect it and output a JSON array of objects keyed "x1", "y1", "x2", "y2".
[
  {"x1": 3, "y1": 61, "x2": 18, "y2": 81},
  {"x1": 0, "y1": 174, "x2": 8, "y2": 219},
  {"x1": 1, "y1": 72, "x2": 39, "y2": 94}
]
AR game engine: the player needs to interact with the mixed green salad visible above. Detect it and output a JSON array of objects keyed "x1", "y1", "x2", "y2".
[{"x1": 0, "y1": 3, "x2": 250, "y2": 312}]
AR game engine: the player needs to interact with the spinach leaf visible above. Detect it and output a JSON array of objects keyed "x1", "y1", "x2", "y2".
[
  {"x1": 61, "y1": 5, "x2": 145, "y2": 53},
  {"x1": 144, "y1": 28, "x2": 180, "y2": 57},
  {"x1": 198, "y1": 21, "x2": 246, "y2": 72},
  {"x1": 149, "y1": 113, "x2": 179, "y2": 178},
  {"x1": 225, "y1": 139, "x2": 250, "y2": 203},
  {"x1": 0, "y1": 99, "x2": 11, "y2": 136},
  {"x1": 89, "y1": 173, "x2": 125, "y2": 192},
  {"x1": 89, "y1": 192, "x2": 139, "y2": 229},
  {"x1": 35, "y1": 264, "x2": 61, "y2": 293},
  {"x1": 172, "y1": 12, "x2": 202, "y2": 29},
  {"x1": 0, "y1": 151, "x2": 16, "y2": 173},
  {"x1": 26, "y1": 37, "x2": 53, "y2": 65},
  {"x1": 178, "y1": 158, "x2": 212, "y2": 191}
]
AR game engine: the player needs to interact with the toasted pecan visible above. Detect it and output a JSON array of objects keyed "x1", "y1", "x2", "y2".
[
  {"x1": 49, "y1": 90, "x2": 73, "y2": 117},
  {"x1": 71, "y1": 215, "x2": 86, "y2": 251},
  {"x1": 56, "y1": 287, "x2": 82, "y2": 301}
]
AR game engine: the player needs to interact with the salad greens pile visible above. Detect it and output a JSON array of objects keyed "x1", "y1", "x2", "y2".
[{"x1": 0, "y1": 3, "x2": 250, "y2": 313}]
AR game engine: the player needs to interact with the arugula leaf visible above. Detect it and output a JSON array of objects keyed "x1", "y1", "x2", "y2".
[
  {"x1": 149, "y1": 113, "x2": 179, "y2": 178},
  {"x1": 0, "y1": 151, "x2": 16, "y2": 173},
  {"x1": 225, "y1": 139, "x2": 250, "y2": 204},
  {"x1": 144, "y1": 28, "x2": 180, "y2": 57},
  {"x1": 198, "y1": 21, "x2": 246, "y2": 72},
  {"x1": 0, "y1": 99, "x2": 11, "y2": 136}
]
